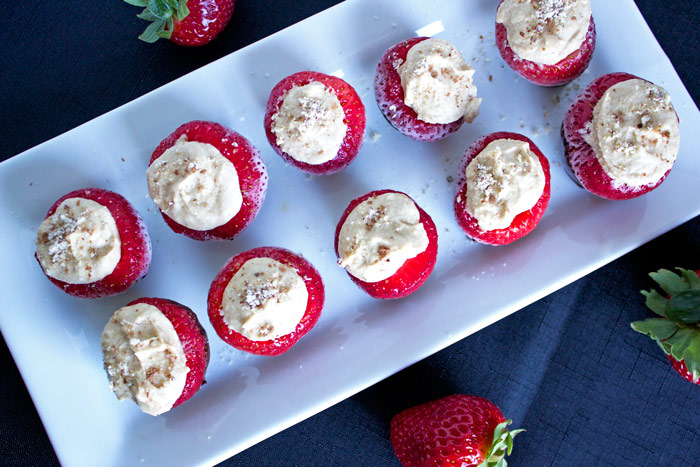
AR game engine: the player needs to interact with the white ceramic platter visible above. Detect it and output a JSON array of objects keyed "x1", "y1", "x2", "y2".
[{"x1": 1, "y1": 0, "x2": 698, "y2": 465}]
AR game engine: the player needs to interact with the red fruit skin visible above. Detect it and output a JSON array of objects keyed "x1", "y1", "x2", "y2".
[
  {"x1": 149, "y1": 120, "x2": 268, "y2": 241},
  {"x1": 264, "y1": 71, "x2": 366, "y2": 175},
  {"x1": 562, "y1": 72, "x2": 676, "y2": 200},
  {"x1": 207, "y1": 247, "x2": 324, "y2": 356},
  {"x1": 668, "y1": 355, "x2": 700, "y2": 385},
  {"x1": 171, "y1": 0, "x2": 235, "y2": 47},
  {"x1": 454, "y1": 132, "x2": 551, "y2": 246},
  {"x1": 391, "y1": 394, "x2": 506, "y2": 467},
  {"x1": 374, "y1": 37, "x2": 464, "y2": 142},
  {"x1": 334, "y1": 189, "x2": 438, "y2": 299},
  {"x1": 495, "y1": 0, "x2": 596, "y2": 87},
  {"x1": 127, "y1": 297, "x2": 210, "y2": 408},
  {"x1": 35, "y1": 188, "x2": 151, "y2": 299}
]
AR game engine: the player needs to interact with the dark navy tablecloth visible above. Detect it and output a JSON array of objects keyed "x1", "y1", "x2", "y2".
[{"x1": 1, "y1": 1, "x2": 699, "y2": 465}]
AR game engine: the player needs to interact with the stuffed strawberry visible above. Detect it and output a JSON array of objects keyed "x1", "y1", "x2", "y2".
[
  {"x1": 391, "y1": 394, "x2": 523, "y2": 467},
  {"x1": 631, "y1": 268, "x2": 700, "y2": 385},
  {"x1": 35, "y1": 188, "x2": 151, "y2": 299},
  {"x1": 124, "y1": 0, "x2": 234, "y2": 47},
  {"x1": 562, "y1": 72, "x2": 680, "y2": 200},
  {"x1": 207, "y1": 247, "x2": 324, "y2": 356},
  {"x1": 374, "y1": 37, "x2": 481, "y2": 142},
  {"x1": 264, "y1": 71, "x2": 366, "y2": 175},
  {"x1": 147, "y1": 120, "x2": 268, "y2": 241},
  {"x1": 335, "y1": 189, "x2": 438, "y2": 299},
  {"x1": 101, "y1": 297, "x2": 210, "y2": 415},
  {"x1": 495, "y1": 0, "x2": 595, "y2": 86},
  {"x1": 453, "y1": 132, "x2": 550, "y2": 246}
]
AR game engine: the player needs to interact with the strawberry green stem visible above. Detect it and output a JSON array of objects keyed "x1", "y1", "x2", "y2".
[
  {"x1": 478, "y1": 420, "x2": 524, "y2": 467},
  {"x1": 124, "y1": 0, "x2": 190, "y2": 43}
]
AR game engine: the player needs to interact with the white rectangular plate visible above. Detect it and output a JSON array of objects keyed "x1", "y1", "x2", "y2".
[{"x1": 1, "y1": 0, "x2": 699, "y2": 465}]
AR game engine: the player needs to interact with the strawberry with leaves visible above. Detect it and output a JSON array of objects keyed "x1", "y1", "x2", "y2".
[
  {"x1": 124, "y1": 0, "x2": 234, "y2": 46},
  {"x1": 631, "y1": 268, "x2": 700, "y2": 385}
]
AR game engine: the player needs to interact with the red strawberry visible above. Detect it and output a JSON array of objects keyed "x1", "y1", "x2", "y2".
[
  {"x1": 562, "y1": 72, "x2": 677, "y2": 200},
  {"x1": 35, "y1": 188, "x2": 151, "y2": 299},
  {"x1": 631, "y1": 268, "x2": 700, "y2": 385},
  {"x1": 374, "y1": 37, "x2": 464, "y2": 142},
  {"x1": 125, "y1": 0, "x2": 234, "y2": 47},
  {"x1": 207, "y1": 247, "x2": 324, "y2": 356},
  {"x1": 391, "y1": 394, "x2": 523, "y2": 467},
  {"x1": 148, "y1": 120, "x2": 268, "y2": 241},
  {"x1": 127, "y1": 297, "x2": 210, "y2": 408},
  {"x1": 264, "y1": 71, "x2": 366, "y2": 175},
  {"x1": 495, "y1": 0, "x2": 596, "y2": 86},
  {"x1": 334, "y1": 189, "x2": 438, "y2": 299},
  {"x1": 453, "y1": 132, "x2": 551, "y2": 246}
]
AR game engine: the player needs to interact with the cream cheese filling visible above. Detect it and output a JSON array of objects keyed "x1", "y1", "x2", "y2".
[
  {"x1": 221, "y1": 257, "x2": 308, "y2": 341},
  {"x1": 271, "y1": 82, "x2": 347, "y2": 165},
  {"x1": 35, "y1": 197, "x2": 121, "y2": 284},
  {"x1": 465, "y1": 139, "x2": 545, "y2": 231},
  {"x1": 583, "y1": 79, "x2": 680, "y2": 187},
  {"x1": 101, "y1": 303, "x2": 189, "y2": 416},
  {"x1": 496, "y1": 0, "x2": 592, "y2": 65},
  {"x1": 147, "y1": 136, "x2": 243, "y2": 231},
  {"x1": 338, "y1": 192, "x2": 429, "y2": 283},
  {"x1": 398, "y1": 38, "x2": 481, "y2": 124}
]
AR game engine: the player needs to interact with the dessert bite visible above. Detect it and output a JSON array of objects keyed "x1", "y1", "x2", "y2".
[
  {"x1": 562, "y1": 73, "x2": 680, "y2": 200},
  {"x1": 264, "y1": 71, "x2": 366, "y2": 175},
  {"x1": 374, "y1": 37, "x2": 481, "y2": 142},
  {"x1": 101, "y1": 297, "x2": 209, "y2": 416},
  {"x1": 207, "y1": 247, "x2": 324, "y2": 356},
  {"x1": 35, "y1": 188, "x2": 151, "y2": 298},
  {"x1": 335, "y1": 189, "x2": 438, "y2": 299},
  {"x1": 495, "y1": 0, "x2": 596, "y2": 86},
  {"x1": 147, "y1": 120, "x2": 267, "y2": 241},
  {"x1": 454, "y1": 132, "x2": 551, "y2": 245}
]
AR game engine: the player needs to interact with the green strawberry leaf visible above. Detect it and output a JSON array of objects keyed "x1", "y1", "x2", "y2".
[
  {"x1": 641, "y1": 289, "x2": 668, "y2": 317},
  {"x1": 148, "y1": 0, "x2": 174, "y2": 19},
  {"x1": 480, "y1": 420, "x2": 524, "y2": 467},
  {"x1": 124, "y1": 0, "x2": 148, "y2": 6},
  {"x1": 137, "y1": 8, "x2": 159, "y2": 21},
  {"x1": 665, "y1": 328, "x2": 697, "y2": 362},
  {"x1": 138, "y1": 19, "x2": 167, "y2": 43},
  {"x1": 680, "y1": 268, "x2": 700, "y2": 289},
  {"x1": 666, "y1": 290, "x2": 700, "y2": 324},
  {"x1": 650, "y1": 269, "x2": 689, "y2": 296},
  {"x1": 175, "y1": 0, "x2": 190, "y2": 21},
  {"x1": 630, "y1": 318, "x2": 679, "y2": 342},
  {"x1": 156, "y1": 18, "x2": 174, "y2": 39}
]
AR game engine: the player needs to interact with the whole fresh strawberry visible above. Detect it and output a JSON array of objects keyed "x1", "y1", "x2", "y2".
[
  {"x1": 207, "y1": 247, "x2": 324, "y2": 356},
  {"x1": 631, "y1": 268, "x2": 700, "y2": 385},
  {"x1": 124, "y1": 0, "x2": 234, "y2": 47},
  {"x1": 391, "y1": 394, "x2": 523, "y2": 467}
]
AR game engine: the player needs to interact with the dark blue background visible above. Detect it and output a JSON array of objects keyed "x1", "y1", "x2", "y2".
[{"x1": 1, "y1": 1, "x2": 699, "y2": 465}]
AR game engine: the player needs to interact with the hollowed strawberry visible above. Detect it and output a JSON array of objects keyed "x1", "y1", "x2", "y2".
[
  {"x1": 148, "y1": 120, "x2": 267, "y2": 241},
  {"x1": 374, "y1": 37, "x2": 465, "y2": 142},
  {"x1": 264, "y1": 71, "x2": 366, "y2": 175},
  {"x1": 207, "y1": 247, "x2": 324, "y2": 356},
  {"x1": 561, "y1": 72, "x2": 677, "y2": 200},
  {"x1": 453, "y1": 132, "x2": 551, "y2": 246},
  {"x1": 334, "y1": 189, "x2": 438, "y2": 299},
  {"x1": 495, "y1": 0, "x2": 596, "y2": 86},
  {"x1": 35, "y1": 188, "x2": 151, "y2": 299}
]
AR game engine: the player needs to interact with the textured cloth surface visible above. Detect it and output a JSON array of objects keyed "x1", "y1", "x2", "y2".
[{"x1": 1, "y1": 1, "x2": 699, "y2": 466}]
